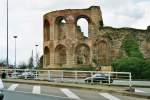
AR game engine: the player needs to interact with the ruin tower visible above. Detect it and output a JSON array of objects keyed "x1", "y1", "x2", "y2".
[{"x1": 43, "y1": 6, "x2": 103, "y2": 69}]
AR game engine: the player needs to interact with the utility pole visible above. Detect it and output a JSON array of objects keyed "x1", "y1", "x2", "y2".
[
  {"x1": 35, "y1": 44, "x2": 39, "y2": 67},
  {"x1": 13, "y1": 36, "x2": 17, "y2": 68},
  {"x1": 6, "y1": 0, "x2": 9, "y2": 67}
]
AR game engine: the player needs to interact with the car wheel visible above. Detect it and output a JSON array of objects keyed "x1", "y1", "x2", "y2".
[
  {"x1": 85, "y1": 80, "x2": 90, "y2": 83},
  {"x1": 85, "y1": 80, "x2": 88, "y2": 83}
]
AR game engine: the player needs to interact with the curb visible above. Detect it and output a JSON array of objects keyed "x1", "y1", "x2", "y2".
[
  {"x1": 111, "y1": 84, "x2": 150, "y2": 88},
  {"x1": 3, "y1": 79, "x2": 150, "y2": 99}
]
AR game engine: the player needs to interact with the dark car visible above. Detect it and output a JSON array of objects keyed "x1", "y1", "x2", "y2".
[{"x1": 85, "y1": 73, "x2": 113, "y2": 83}]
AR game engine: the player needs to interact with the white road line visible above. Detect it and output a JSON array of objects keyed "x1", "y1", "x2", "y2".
[
  {"x1": 135, "y1": 89, "x2": 145, "y2": 93},
  {"x1": 99, "y1": 93, "x2": 120, "y2": 100},
  {"x1": 8, "y1": 84, "x2": 19, "y2": 91},
  {"x1": 32, "y1": 86, "x2": 41, "y2": 94},
  {"x1": 60, "y1": 88, "x2": 80, "y2": 100}
]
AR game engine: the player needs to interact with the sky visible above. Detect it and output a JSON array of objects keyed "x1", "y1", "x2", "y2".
[{"x1": 0, "y1": 0, "x2": 150, "y2": 65}]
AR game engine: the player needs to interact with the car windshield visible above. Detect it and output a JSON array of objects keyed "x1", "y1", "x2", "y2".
[{"x1": 92, "y1": 74, "x2": 105, "y2": 77}]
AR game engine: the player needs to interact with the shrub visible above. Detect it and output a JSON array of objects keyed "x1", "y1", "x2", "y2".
[
  {"x1": 112, "y1": 57, "x2": 145, "y2": 79},
  {"x1": 111, "y1": 33, "x2": 150, "y2": 79},
  {"x1": 112, "y1": 58, "x2": 150, "y2": 79},
  {"x1": 141, "y1": 60, "x2": 150, "y2": 80}
]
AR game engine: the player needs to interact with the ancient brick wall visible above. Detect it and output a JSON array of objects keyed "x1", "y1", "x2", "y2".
[{"x1": 43, "y1": 6, "x2": 150, "y2": 69}]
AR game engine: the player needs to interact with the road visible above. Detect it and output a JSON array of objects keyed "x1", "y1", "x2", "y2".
[
  {"x1": 3, "y1": 91, "x2": 73, "y2": 100},
  {"x1": 2, "y1": 83, "x2": 150, "y2": 100}
]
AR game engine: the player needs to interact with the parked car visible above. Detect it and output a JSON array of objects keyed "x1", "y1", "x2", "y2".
[
  {"x1": 11, "y1": 72, "x2": 21, "y2": 78},
  {"x1": 0, "y1": 79, "x2": 4, "y2": 100},
  {"x1": 85, "y1": 73, "x2": 113, "y2": 83},
  {"x1": 18, "y1": 72, "x2": 34, "y2": 79}
]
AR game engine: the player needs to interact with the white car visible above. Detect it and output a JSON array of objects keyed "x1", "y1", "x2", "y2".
[
  {"x1": 0, "y1": 79, "x2": 4, "y2": 100},
  {"x1": 19, "y1": 72, "x2": 34, "y2": 79}
]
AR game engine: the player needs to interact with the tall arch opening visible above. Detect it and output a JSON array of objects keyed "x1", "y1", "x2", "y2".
[
  {"x1": 44, "y1": 19, "x2": 50, "y2": 41},
  {"x1": 76, "y1": 15, "x2": 91, "y2": 37},
  {"x1": 55, "y1": 44, "x2": 67, "y2": 65},
  {"x1": 55, "y1": 16, "x2": 67, "y2": 40},
  {"x1": 97, "y1": 41, "x2": 109, "y2": 65},
  {"x1": 75, "y1": 44, "x2": 90, "y2": 64},
  {"x1": 44, "y1": 47, "x2": 50, "y2": 66}
]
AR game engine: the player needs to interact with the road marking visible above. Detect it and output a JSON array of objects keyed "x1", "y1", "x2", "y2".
[
  {"x1": 6, "y1": 90, "x2": 78, "y2": 99},
  {"x1": 99, "y1": 93, "x2": 120, "y2": 100},
  {"x1": 32, "y1": 86, "x2": 41, "y2": 94},
  {"x1": 135, "y1": 89, "x2": 145, "y2": 93},
  {"x1": 8, "y1": 84, "x2": 19, "y2": 91},
  {"x1": 60, "y1": 88, "x2": 80, "y2": 100}
]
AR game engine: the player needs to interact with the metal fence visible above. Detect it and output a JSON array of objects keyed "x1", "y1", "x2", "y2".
[{"x1": 0, "y1": 69, "x2": 132, "y2": 87}]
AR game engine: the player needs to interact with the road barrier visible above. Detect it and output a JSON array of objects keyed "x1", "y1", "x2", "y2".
[{"x1": 0, "y1": 69, "x2": 132, "y2": 87}]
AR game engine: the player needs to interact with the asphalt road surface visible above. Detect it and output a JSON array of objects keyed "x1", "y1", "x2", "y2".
[
  {"x1": 3, "y1": 91, "x2": 73, "y2": 100},
  {"x1": 2, "y1": 83, "x2": 150, "y2": 100}
]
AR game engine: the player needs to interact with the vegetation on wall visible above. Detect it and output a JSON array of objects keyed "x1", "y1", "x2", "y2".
[
  {"x1": 122, "y1": 33, "x2": 143, "y2": 58},
  {"x1": 112, "y1": 33, "x2": 150, "y2": 80}
]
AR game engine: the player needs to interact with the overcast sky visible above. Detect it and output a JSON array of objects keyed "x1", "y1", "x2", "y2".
[{"x1": 0, "y1": 0, "x2": 150, "y2": 65}]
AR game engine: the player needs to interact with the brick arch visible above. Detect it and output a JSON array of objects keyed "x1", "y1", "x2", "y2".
[
  {"x1": 75, "y1": 15, "x2": 93, "y2": 38},
  {"x1": 75, "y1": 15, "x2": 92, "y2": 24},
  {"x1": 55, "y1": 16, "x2": 67, "y2": 24},
  {"x1": 96, "y1": 40, "x2": 110, "y2": 65},
  {"x1": 54, "y1": 16, "x2": 67, "y2": 40},
  {"x1": 44, "y1": 19, "x2": 50, "y2": 41},
  {"x1": 44, "y1": 46, "x2": 50, "y2": 66},
  {"x1": 55, "y1": 44, "x2": 67, "y2": 65},
  {"x1": 75, "y1": 44, "x2": 90, "y2": 64}
]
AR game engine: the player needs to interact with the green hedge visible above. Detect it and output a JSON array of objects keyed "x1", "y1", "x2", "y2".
[
  {"x1": 112, "y1": 58, "x2": 150, "y2": 79},
  {"x1": 141, "y1": 60, "x2": 150, "y2": 79}
]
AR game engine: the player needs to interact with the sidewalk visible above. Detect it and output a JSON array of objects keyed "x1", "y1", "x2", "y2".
[{"x1": 2, "y1": 79, "x2": 150, "y2": 99}]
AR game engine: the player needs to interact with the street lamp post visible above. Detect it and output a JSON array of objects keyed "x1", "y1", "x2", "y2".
[
  {"x1": 35, "y1": 44, "x2": 39, "y2": 67},
  {"x1": 13, "y1": 36, "x2": 17, "y2": 68},
  {"x1": 6, "y1": 0, "x2": 9, "y2": 67}
]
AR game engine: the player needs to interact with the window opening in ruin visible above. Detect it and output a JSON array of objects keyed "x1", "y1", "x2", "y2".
[
  {"x1": 75, "y1": 44, "x2": 90, "y2": 64},
  {"x1": 44, "y1": 47, "x2": 50, "y2": 66},
  {"x1": 56, "y1": 16, "x2": 66, "y2": 24},
  {"x1": 55, "y1": 17, "x2": 67, "y2": 40},
  {"x1": 61, "y1": 19, "x2": 66, "y2": 24},
  {"x1": 55, "y1": 45, "x2": 66, "y2": 65},
  {"x1": 97, "y1": 41, "x2": 109, "y2": 65},
  {"x1": 77, "y1": 18, "x2": 88, "y2": 37},
  {"x1": 44, "y1": 19, "x2": 50, "y2": 41}
]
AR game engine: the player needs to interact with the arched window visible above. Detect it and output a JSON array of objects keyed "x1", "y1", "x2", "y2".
[
  {"x1": 97, "y1": 41, "x2": 109, "y2": 65},
  {"x1": 55, "y1": 16, "x2": 67, "y2": 40},
  {"x1": 55, "y1": 44, "x2": 67, "y2": 65},
  {"x1": 76, "y1": 15, "x2": 91, "y2": 37},
  {"x1": 75, "y1": 44, "x2": 90, "y2": 64},
  {"x1": 44, "y1": 47, "x2": 50, "y2": 66},
  {"x1": 77, "y1": 18, "x2": 88, "y2": 37},
  {"x1": 44, "y1": 19, "x2": 50, "y2": 41}
]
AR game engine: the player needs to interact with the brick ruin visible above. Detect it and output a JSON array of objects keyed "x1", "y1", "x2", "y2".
[{"x1": 43, "y1": 6, "x2": 150, "y2": 69}]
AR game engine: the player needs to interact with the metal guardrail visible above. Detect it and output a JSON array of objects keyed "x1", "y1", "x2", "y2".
[{"x1": 0, "y1": 69, "x2": 132, "y2": 87}]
